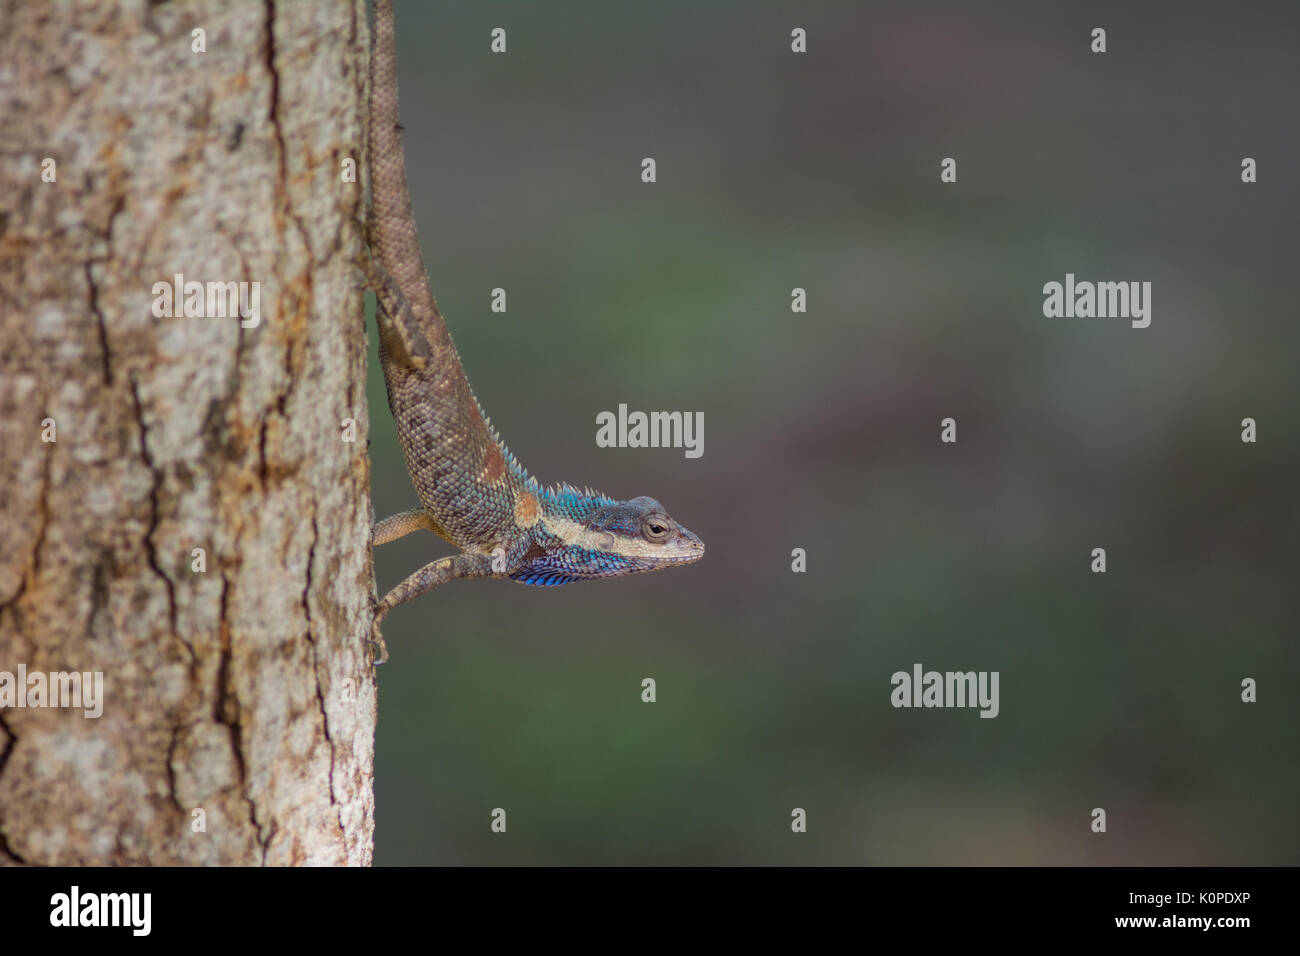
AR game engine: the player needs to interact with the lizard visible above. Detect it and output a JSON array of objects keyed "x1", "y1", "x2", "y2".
[{"x1": 363, "y1": 0, "x2": 705, "y2": 664}]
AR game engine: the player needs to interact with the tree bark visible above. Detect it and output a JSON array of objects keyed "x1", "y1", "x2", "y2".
[{"x1": 0, "y1": 0, "x2": 376, "y2": 865}]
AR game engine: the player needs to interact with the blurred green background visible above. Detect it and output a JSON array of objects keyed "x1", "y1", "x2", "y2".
[{"x1": 367, "y1": 0, "x2": 1300, "y2": 864}]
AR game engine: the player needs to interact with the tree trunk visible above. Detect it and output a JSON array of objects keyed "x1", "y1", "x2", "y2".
[{"x1": 0, "y1": 0, "x2": 376, "y2": 865}]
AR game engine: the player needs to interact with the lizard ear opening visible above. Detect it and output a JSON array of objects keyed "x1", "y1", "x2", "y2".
[{"x1": 586, "y1": 507, "x2": 612, "y2": 531}]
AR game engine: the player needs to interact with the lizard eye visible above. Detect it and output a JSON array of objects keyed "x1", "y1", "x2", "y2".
[{"x1": 642, "y1": 515, "x2": 674, "y2": 542}]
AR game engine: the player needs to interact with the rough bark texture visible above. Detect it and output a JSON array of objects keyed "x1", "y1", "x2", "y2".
[{"x1": 0, "y1": 0, "x2": 376, "y2": 864}]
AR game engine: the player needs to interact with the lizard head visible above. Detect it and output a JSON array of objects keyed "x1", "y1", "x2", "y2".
[{"x1": 510, "y1": 494, "x2": 704, "y2": 586}]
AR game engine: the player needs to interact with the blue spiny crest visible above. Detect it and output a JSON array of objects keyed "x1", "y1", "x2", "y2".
[{"x1": 540, "y1": 481, "x2": 617, "y2": 520}]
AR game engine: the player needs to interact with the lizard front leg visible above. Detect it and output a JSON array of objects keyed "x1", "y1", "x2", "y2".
[
  {"x1": 369, "y1": 551, "x2": 500, "y2": 664},
  {"x1": 372, "y1": 508, "x2": 437, "y2": 545},
  {"x1": 372, "y1": 508, "x2": 455, "y2": 546}
]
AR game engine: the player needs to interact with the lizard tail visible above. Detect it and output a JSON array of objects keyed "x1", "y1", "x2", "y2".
[
  {"x1": 367, "y1": 0, "x2": 446, "y2": 367},
  {"x1": 365, "y1": 0, "x2": 527, "y2": 540}
]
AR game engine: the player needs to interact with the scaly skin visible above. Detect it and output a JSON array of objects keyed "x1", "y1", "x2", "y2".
[{"x1": 365, "y1": 0, "x2": 704, "y2": 662}]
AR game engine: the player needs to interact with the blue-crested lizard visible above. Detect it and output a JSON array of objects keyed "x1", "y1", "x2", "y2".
[{"x1": 364, "y1": 0, "x2": 704, "y2": 663}]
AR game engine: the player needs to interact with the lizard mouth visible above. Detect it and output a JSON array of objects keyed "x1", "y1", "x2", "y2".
[{"x1": 665, "y1": 529, "x2": 705, "y2": 563}]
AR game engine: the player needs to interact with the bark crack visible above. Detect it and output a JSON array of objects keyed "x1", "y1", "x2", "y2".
[
  {"x1": 85, "y1": 261, "x2": 114, "y2": 386},
  {"x1": 83, "y1": 261, "x2": 113, "y2": 390},
  {"x1": 300, "y1": 512, "x2": 346, "y2": 849},
  {"x1": 0, "y1": 439, "x2": 53, "y2": 627},
  {"x1": 264, "y1": 0, "x2": 318, "y2": 270},
  {"x1": 164, "y1": 721, "x2": 186, "y2": 814},
  {"x1": 0, "y1": 712, "x2": 28, "y2": 864},
  {"x1": 258, "y1": 419, "x2": 271, "y2": 488},
  {"x1": 85, "y1": 546, "x2": 113, "y2": 640},
  {"x1": 264, "y1": 0, "x2": 316, "y2": 431},
  {"x1": 84, "y1": 193, "x2": 124, "y2": 386},
  {"x1": 214, "y1": 573, "x2": 270, "y2": 862},
  {"x1": 29, "y1": 445, "x2": 52, "y2": 577},
  {"x1": 128, "y1": 375, "x2": 188, "y2": 666}
]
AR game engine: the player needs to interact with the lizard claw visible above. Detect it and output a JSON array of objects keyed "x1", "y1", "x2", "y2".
[{"x1": 367, "y1": 617, "x2": 389, "y2": 666}]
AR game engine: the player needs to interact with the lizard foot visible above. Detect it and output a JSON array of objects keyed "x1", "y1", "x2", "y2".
[{"x1": 368, "y1": 617, "x2": 390, "y2": 666}]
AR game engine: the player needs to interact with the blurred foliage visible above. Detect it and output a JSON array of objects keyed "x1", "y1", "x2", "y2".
[{"x1": 368, "y1": 0, "x2": 1300, "y2": 864}]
